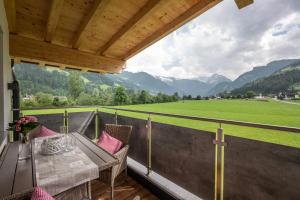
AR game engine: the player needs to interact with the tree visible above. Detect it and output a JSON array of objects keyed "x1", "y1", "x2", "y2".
[
  {"x1": 245, "y1": 91, "x2": 256, "y2": 99},
  {"x1": 77, "y1": 93, "x2": 94, "y2": 105},
  {"x1": 69, "y1": 72, "x2": 84, "y2": 99},
  {"x1": 138, "y1": 90, "x2": 150, "y2": 104},
  {"x1": 92, "y1": 88, "x2": 100, "y2": 97},
  {"x1": 35, "y1": 92, "x2": 53, "y2": 106},
  {"x1": 187, "y1": 95, "x2": 192, "y2": 100},
  {"x1": 172, "y1": 92, "x2": 180, "y2": 101},
  {"x1": 196, "y1": 95, "x2": 202, "y2": 100},
  {"x1": 53, "y1": 96, "x2": 68, "y2": 106},
  {"x1": 113, "y1": 86, "x2": 128, "y2": 105}
]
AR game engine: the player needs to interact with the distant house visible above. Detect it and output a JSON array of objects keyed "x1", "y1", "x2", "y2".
[
  {"x1": 23, "y1": 95, "x2": 34, "y2": 101},
  {"x1": 255, "y1": 93, "x2": 267, "y2": 100}
]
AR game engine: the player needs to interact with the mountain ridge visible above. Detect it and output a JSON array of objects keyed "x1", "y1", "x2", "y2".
[
  {"x1": 14, "y1": 58, "x2": 300, "y2": 97},
  {"x1": 208, "y1": 59, "x2": 300, "y2": 95}
]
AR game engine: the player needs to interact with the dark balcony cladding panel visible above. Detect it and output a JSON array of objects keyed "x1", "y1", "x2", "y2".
[
  {"x1": 98, "y1": 113, "x2": 148, "y2": 166},
  {"x1": 151, "y1": 122, "x2": 215, "y2": 200},
  {"x1": 224, "y1": 135, "x2": 300, "y2": 200},
  {"x1": 68, "y1": 112, "x2": 94, "y2": 133},
  {"x1": 98, "y1": 112, "x2": 215, "y2": 198},
  {"x1": 84, "y1": 115, "x2": 96, "y2": 140},
  {"x1": 35, "y1": 113, "x2": 64, "y2": 132}
]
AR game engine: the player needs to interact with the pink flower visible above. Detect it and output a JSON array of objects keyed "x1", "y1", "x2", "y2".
[
  {"x1": 16, "y1": 120, "x2": 21, "y2": 125},
  {"x1": 16, "y1": 125, "x2": 21, "y2": 132},
  {"x1": 25, "y1": 116, "x2": 38, "y2": 122}
]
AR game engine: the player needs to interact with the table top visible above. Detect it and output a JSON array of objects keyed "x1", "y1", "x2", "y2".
[
  {"x1": 33, "y1": 135, "x2": 99, "y2": 196},
  {"x1": 0, "y1": 132, "x2": 118, "y2": 198}
]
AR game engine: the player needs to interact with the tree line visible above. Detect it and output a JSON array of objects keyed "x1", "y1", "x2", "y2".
[{"x1": 21, "y1": 71, "x2": 180, "y2": 108}]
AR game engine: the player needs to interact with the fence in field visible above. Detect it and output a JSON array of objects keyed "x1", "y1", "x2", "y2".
[{"x1": 31, "y1": 108, "x2": 300, "y2": 200}]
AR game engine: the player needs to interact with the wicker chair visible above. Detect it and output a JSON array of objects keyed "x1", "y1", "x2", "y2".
[
  {"x1": 98, "y1": 124, "x2": 132, "y2": 200},
  {"x1": 1, "y1": 189, "x2": 33, "y2": 200}
]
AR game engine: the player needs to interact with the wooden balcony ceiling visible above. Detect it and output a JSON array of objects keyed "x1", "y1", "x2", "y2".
[{"x1": 5, "y1": 0, "x2": 252, "y2": 73}]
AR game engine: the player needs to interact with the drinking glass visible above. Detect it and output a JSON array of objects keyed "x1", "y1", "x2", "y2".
[{"x1": 59, "y1": 126, "x2": 66, "y2": 135}]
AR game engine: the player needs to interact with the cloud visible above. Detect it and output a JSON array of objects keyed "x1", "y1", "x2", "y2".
[{"x1": 126, "y1": 0, "x2": 300, "y2": 80}]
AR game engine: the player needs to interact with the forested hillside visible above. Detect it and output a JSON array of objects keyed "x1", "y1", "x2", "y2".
[
  {"x1": 208, "y1": 59, "x2": 300, "y2": 95},
  {"x1": 14, "y1": 65, "x2": 69, "y2": 96},
  {"x1": 231, "y1": 63, "x2": 300, "y2": 95},
  {"x1": 14, "y1": 64, "x2": 180, "y2": 108}
]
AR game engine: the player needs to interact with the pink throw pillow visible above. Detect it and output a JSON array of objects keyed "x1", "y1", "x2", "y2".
[
  {"x1": 97, "y1": 131, "x2": 123, "y2": 154},
  {"x1": 38, "y1": 126, "x2": 57, "y2": 138},
  {"x1": 31, "y1": 187, "x2": 54, "y2": 200},
  {"x1": 29, "y1": 126, "x2": 57, "y2": 139}
]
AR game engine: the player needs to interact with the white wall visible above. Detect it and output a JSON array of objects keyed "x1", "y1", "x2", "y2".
[{"x1": 0, "y1": 0, "x2": 13, "y2": 151}]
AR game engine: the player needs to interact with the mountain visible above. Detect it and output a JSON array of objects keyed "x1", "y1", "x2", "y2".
[
  {"x1": 231, "y1": 62, "x2": 300, "y2": 95},
  {"x1": 15, "y1": 58, "x2": 299, "y2": 97},
  {"x1": 165, "y1": 79, "x2": 209, "y2": 96},
  {"x1": 208, "y1": 59, "x2": 300, "y2": 95},
  {"x1": 196, "y1": 74, "x2": 231, "y2": 85},
  {"x1": 104, "y1": 71, "x2": 177, "y2": 95},
  {"x1": 157, "y1": 74, "x2": 231, "y2": 96},
  {"x1": 14, "y1": 64, "x2": 230, "y2": 97}
]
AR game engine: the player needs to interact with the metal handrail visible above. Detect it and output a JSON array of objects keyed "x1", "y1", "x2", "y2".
[{"x1": 100, "y1": 106, "x2": 300, "y2": 133}]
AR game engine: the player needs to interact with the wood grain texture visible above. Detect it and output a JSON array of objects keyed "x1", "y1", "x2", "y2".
[
  {"x1": 0, "y1": 143, "x2": 19, "y2": 197},
  {"x1": 13, "y1": 144, "x2": 34, "y2": 194},
  {"x1": 234, "y1": 0, "x2": 254, "y2": 9},
  {"x1": 45, "y1": 0, "x2": 64, "y2": 42},
  {"x1": 92, "y1": 173, "x2": 159, "y2": 200},
  {"x1": 10, "y1": 34, "x2": 125, "y2": 72},
  {"x1": 7, "y1": 0, "x2": 223, "y2": 71},
  {"x1": 98, "y1": 0, "x2": 160, "y2": 55},
  {"x1": 4, "y1": 0, "x2": 16, "y2": 33},
  {"x1": 121, "y1": 0, "x2": 222, "y2": 59},
  {"x1": 72, "y1": 0, "x2": 110, "y2": 49}
]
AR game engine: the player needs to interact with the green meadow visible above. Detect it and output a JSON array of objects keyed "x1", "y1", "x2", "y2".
[{"x1": 23, "y1": 99, "x2": 300, "y2": 148}]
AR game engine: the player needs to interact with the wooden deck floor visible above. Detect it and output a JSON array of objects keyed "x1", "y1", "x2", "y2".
[{"x1": 91, "y1": 174, "x2": 159, "y2": 200}]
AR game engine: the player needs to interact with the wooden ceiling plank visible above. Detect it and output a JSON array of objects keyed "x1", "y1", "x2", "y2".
[
  {"x1": 10, "y1": 34, "x2": 125, "y2": 73},
  {"x1": 72, "y1": 0, "x2": 110, "y2": 49},
  {"x1": 234, "y1": 0, "x2": 254, "y2": 9},
  {"x1": 98, "y1": 0, "x2": 160, "y2": 55},
  {"x1": 4, "y1": 0, "x2": 16, "y2": 33},
  {"x1": 45, "y1": 0, "x2": 65, "y2": 42},
  {"x1": 122, "y1": 0, "x2": 222, "y2": 59}
]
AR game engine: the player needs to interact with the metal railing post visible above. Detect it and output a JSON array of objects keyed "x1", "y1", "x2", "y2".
[
  {"x1": 115, "y1": 111, "x2": 118, "y2": 125},
  {"x1": 95, "y1": 109, "x2": 99, "y2": 139},
  {"x1": 214, "y1": 126, "x2": 226, "y2": 200},
  {"x1": 146, "y1": 115, "x2": 152, "y2": 175},
  {"x1": 64, "y1": 109, "x2": 68, "y2": 134}
]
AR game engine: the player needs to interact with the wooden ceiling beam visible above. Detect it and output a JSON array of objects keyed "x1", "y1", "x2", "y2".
[
  {"x1": 4, "y1": 0, "x2": 16, "y2": 33},
  {"x1": 72, "y1": 0, "x2": 110, "y2": 49},
  {"x1": 10, "y1": 34, "x2": 125, "y2": 73},
  {"x1": 45, "y1": 0, "x2": 64, "y2": 42},
  {"x1": 234, "y1": 0, "x2": 254, "y2": 9},
  {"x1": 122, "y1": 0, "x2": 222, "y2": 60},
  {"x1": 98, "y1": 0, "x2": 160, "y2": 55}
]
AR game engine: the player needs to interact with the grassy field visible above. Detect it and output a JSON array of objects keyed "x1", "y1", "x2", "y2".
[{"x1": 23, "y1": 99, "x2": 300, "y2": 148}]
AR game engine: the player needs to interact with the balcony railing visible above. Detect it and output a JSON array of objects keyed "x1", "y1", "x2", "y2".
[{"x1": 28, "y1": 108, "x2": 300, "y2": 200}]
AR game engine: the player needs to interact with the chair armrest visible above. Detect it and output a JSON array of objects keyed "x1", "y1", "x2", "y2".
[
  {"x1": 114, "y1": 145, "x2": 129, "y2": 162},
  {"x1": 112, "y1": 145, "x2": 129, "y2": 178}
]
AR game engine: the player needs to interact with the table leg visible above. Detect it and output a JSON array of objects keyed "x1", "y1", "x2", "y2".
[{"x1": 87, "y1": 181, "x2": 92, "y2": 199}]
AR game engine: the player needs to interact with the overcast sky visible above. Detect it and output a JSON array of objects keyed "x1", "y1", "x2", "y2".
[{"x1": 125, "y1": 0, "x2": 300, "y2": 80}]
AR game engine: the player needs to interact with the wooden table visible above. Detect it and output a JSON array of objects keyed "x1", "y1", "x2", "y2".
[{"x1": 0, "y1": 132, "x2": 118, "y2": 199}]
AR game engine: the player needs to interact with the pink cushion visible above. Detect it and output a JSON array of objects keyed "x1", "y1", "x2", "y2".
[
  {"x1": 97, "y1": 131, "x2": 123, "y2": 154},
  {"x1": 31, "y1": 187, "x2": 54, "y2": 200},
  {"x1": 29, "y1": 126, "x2": 57, "y2": 139},
  {"x1": 28, "y1": 125, "x2": 42, "y2": 140}
]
